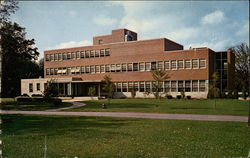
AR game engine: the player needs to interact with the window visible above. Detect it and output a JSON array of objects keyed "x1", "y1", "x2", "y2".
[
  {"x1": 100, "y1": 65, "x2": 105, "y2": 73},
  {"x1": 145, "y1": 81, "x2": 151, "y2": 92},
  {"x1": 81, "y1": 66, "x2": 85, "y2": 74},
  {"x1": 72, "y1": 52, "x2": 76, "y2": 59},
  {"x1": 90, "y1": 66, "x2": 95, "y2": 73},
  {"x1": 67, "y1": 67, "x2": 71, "y2": 75},
  {"x1": 157, "y1": 61, "x2": 164, "y2": 70},
  {"x1": 100, "y1": 49, "x2": 105, "y2": 57},
  {"x1": 122, "y1": 82, "x2": 128, "y2": 92},
  {"x1": 85, "y1": 50, "x2": 90, "y2": 58},
  {"x1": 127, "y1": 63, "x2": 133, "y2": 72},
  {"x1": 95, "y1": 65, "x2": 100, "y2": 73},
  {"x1": 139, "y1": 81, "x2": 145, "y2": 92},
  {"x1": 44, "y1": 83, "x2": 47, "y2": 90},
  {"x1": 171, "y1": 60, "x2": 177, "y2": 70},
  {"x1": 58, "y1": 53, "x2": 62, "y2": 61},
  {"x1": 122, "y1": 63, "x2": 127, "y2": 72},
  {"x1": 185, "y1": 81, "x2": 191, "y2": 92},
  {"x1": 116, "y1": 64, "x2": 121, "y2": 72},
  {"x1": 192, "y1": 59, "x2": 199, "y2": 69},
  {"x1": 99, "y1": 40, "x2": 103, "y2": 44},
  {"x1": 151, "y1": 62, "x2": 156, "y2": 70},
  {"x1": 95, "y1": 50, "x2": 100, "y2": 57},
  {"x1": 171, "y1": 81, "x2": 177, "y2": 92},
  {"x1": 199, "y1": 59, "x2": 206, "y2": 68},
  {"x1": 36, "y1": 83, "x2": 40, "y2": 91},
  {"x1": 145, "y1": 62, "x2": 151, "y2": 71},
  {"x1": 105, "y1": 65, "x2": 110, "y2": 72},
  {"x1": 75, "y1": 67, "x2": 80, "y2": 74},
  {"x1": 50, "y1": 68, "x2": 54, "y2": 75},
  {"x1": 90, "y1": 50, "x2": 95, "y2": 58},
  {"x1": 117, "y1": 82, "x2": 122, "y2": 92},
  {"x1": 192, "y1": 80, "x2": 198, "y2": 92},
  {"x1": 111, "y1": 64, "x2": 116, "y2": 72},
  {"x1": 76, "y1": 51, "x2": 80, "y2": 59},
  {"x1": 199, "y1": 80, "x2": 206, "y2": 92},
  {"x1": 164, "y1": 81, "x2": 170, "y2": 92},
  {"x1": 54, "y1": 54, "x2": 58, "y2": 61},
  {"x1": 128, "y1": 82, "x2": 133, "y2": 92},
  {"x1": 133, "y1": 63, "x2": 138, "y2": 71},
  {"x1": 62, "y1": 53, "x2": 67, "y2": 60},
  {"x1": 134, "y1": 82, "x2": 139, "y2": 91},
  {"x1": 29, "y1": 83, "x2": 33, "y2": 92},
  {"x1": 139, "y1": 62, "x2": 145, "y2": 71},
  {"x1": 45, "y1": 55, "x2": 50, "y2": 61},
  {"x1": 185, "y1": 60, "x2": 191, "y2": 69},
  {"x1": 105, "y1": 48, "x2": 110, "y2": 56},
  {"x1": 46, "y1": 69, "x2": 50, "y2": 75},
  {"x1": 62, "y1": 68, "x2": 67, "y2": 75},
  {"x1": 164, "y1": 61, "x2": 170, "y2": 70},
  {"x1": 50, "y1": 54, "x2": 54, "y2": 61},
  {"x1": 178, "y1": 81, "x2": 184, "y2": 92},
  {"x1": 67, "y1": 52, "x2": 71, "y2": 60},
  {"x1": 71, "y1": 67, "x2": 75, "y2": 74},
  {"x1": 80, "y1": 51, "x2": 85, "y2": 58},
  {"x1": 85, "y1": 66, "x2": 90, "y2": 73},
  {"x1": 177, "y1": 60, "x2": 184, "y2": 69},
  {"x1": 54, "y1": 68, "x2": 58, "y2": 75}
]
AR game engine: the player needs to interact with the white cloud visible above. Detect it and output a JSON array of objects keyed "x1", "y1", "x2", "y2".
[
  {"x1": 201, "y1": 10, "x2": 225, "y2": 25},
  {"x1": 93, "y1": 15, "x2": 117, "y2": 26},
  {"x1": 167, "y1": 28, "x2": 201, "y2": 42},
  {"x1": 49, "y1": 40, "x2": 92, "y2": 49},
  {"x1": 236, "y1": 21, "x2": 249, "y2": 36},
  {"x1": 186, "y1": 39, "x2": 231, "y2": 51}
]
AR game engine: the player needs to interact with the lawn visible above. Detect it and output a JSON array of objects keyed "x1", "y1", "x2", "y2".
[
  {"x1": 1, "y1": 114, "x2": 250, "y2": 158},
  {"x1": 1, "y1": 100, "x2": 72, "y2": 111},
  {"x1": 65, "y1": 98, "x2": 249, "y2": 116}
]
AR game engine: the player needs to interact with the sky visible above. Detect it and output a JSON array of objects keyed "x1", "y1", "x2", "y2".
[{"x1": 10, "y1": 1, "x2": 249, "y2": 60}]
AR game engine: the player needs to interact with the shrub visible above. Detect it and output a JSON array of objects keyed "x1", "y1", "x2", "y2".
[
  {"x1": 32, "y1": 97, "x2": 45, "y2": 102},
  {"x1": 16, "y1": 97, "x2": 32, "y2": 102},
  {"x1": 51, "y1": 98, "x2": 62, "y2": 106},
  {"x1": 166, "y1": 95, "x2": 173, "y2": 99},
  {"x1": 227, "y1": 90, "x2": 233, "y2": 99},
  {"x1": 176, "y1": 95, "x2": 182, "y2": 99},
  {"x1": 186, "y1": 96, "x2": 191, "y2": 99},
  {"x1": 31, "y1": 94, "x2": 43, "y2": 97},
  {"x1": 233, "y1": 89, "x2": 239, "y2": 99}
]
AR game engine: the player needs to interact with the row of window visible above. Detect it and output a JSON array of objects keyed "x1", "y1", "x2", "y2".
[
  {"x1": 45, "y1": 48, "x2": 110, "y2": 62},
  {"x1": 46, "y1": 59, "x2": 206, "y2": 75},
  {"x1": 114, "y1": 80, "x2": 206, "y2": 92},
  {"x1": 29, "y1": 83, "x2": 41, "y2": 92}
]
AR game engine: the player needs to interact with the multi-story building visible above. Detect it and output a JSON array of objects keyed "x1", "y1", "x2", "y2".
[{"x1": 21, "y1": 28, "x2": 235, "y2": 98}]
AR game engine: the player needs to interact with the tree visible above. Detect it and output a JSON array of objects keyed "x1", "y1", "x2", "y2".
[
  {"x1": 1, "y1": 21, "x2": 40, "y2": 97},
  {"x1": 88, "y1": 86, "x2": 96, "y2": 97},
  {"x1": 38, "y1": 58, "x2": 44, "y2": 78},
  {"x1": 43, "y1": 79, "x2": 58, "y2": 98},
  {"x1": 102, "y1": 75, "x2": 114, "y2": 105},
  {"x1": 207, "y1": 72, "x2": 221, "y2": 109},
  {"x1": 151, "y1": 70, "x2": 170, "y2": 99},
  {"x1": 130, "y1": 85, "x2": 136, "y2": 99},
  {"x1": 230, "y1": 43, "x2": 250, "y2": 99},
  {"x1": 0, "y1": 0, "x2": 19, "y2": 23}
]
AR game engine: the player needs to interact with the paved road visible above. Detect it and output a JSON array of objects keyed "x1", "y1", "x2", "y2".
[{"x1": 1, "y1": 110, "x2": 247, "y2": 122}]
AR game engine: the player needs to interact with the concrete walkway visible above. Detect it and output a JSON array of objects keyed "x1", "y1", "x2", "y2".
[
  {"x1": 1, "y1": 110, "x2": 248, "y2": 122},
  {"x1": 45, "y1": 101, "x2": 86, "y2": 112}
]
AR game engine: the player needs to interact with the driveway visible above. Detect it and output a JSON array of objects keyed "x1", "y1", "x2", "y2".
[{"x1": 1, "y1": 110, "x2": 248, "y2": 122}]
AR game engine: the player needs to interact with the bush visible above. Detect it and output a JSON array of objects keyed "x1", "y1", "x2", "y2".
[
  {"x1": 176, "y1": 95, "x2": 182, "y2": 99},
  {"x1": 227, "y1": 90, "x2": 233, "y2": 99},
  {"x1": 22, "y1": 93, "x2": 29, "y2": 97},
  {"x1": 233, "y1": 90, "x2": 239, "y2": 99},
  {"x1": 16, "y1": 97, "x2": 32, "y2": 102},
  {"x1": 32, "y1": 97, "x2": 45, "y2": 102},
  {"x1": 186, "y1": 96, "x2": 191, "y2": 99},
  {"x1": 166, "y1": 95, "x2": 173, "y2": 99},
  {"x1": 31, "y1": 94, "x2": 43, "y2": 97},
  {"x1": 51, "y1": 98, "x2": 62, "y2": 106}
]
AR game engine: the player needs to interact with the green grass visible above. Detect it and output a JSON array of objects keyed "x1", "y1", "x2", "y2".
[
  {"x1": 1, "y1": 114, "x2": 250, "y2": 158},
  {"x1": 65, "y1": 99, "x2": 249, "y2": 116},
  {"x1": 1, "y1": 101, "x2": 72, "y2": 111}
]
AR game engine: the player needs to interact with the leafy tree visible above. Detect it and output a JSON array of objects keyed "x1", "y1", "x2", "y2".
[
  {"x1": 130, "y1": 85, "x2": 136, "y2": 99},
  {"x1": 43, "y1": 79, "x2": 58, "y2": 98},
  {"x1": 230, "y1": 43, "x2": 250, "y2": 99},
  {"x1": 152, "y1": 70, "x2": 170, "y2": 99},
  {"x1": 102, "y1": 75, "x2": 114, "y2": 105},
  {"x1": 38, "y1": 58, "x2": 44, "y2": 78},
  {"x1": 1, "y1": 21, "x2": 40, "y2": 97},
  {"x1": 88, "y1": 86, "x2": 96, "y2": 97},
  {"x1": 0, "y1": 0, "x2": 19, "y2": 23}
]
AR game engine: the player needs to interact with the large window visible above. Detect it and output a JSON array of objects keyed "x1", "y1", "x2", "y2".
[
  {"x1": 133, "y1": 63, "x2": 138, "y2": 71},
  {"x1": 50, "y1": 68, "x2": 54, "y2": 75},
  {"x1": 95, "y1": 65, "x2": 100, "y2": 73},
  {"x1": 199, "y1": 80, "x2": 206, "y2": 91},
  {"x1": 46, "y1": 69, "x2": 50, "y2": 75},
  {"x1": 192, "y1": 80, "x2": 198, "y2": 92},
  {"x1": 105, "y1": 65, "x2": 110, "y2": 72},
  {"x1": 145, "y1": 62, "x2": 151, "y2": 71},
  {"x1": 178, "y1": 81, "x2": 184, "y2": 92},
  {"x1": 117, "y1": 83, "x2": 122, "y2": 92},
  {"x1": 67, "y1": 52, "x2": 71, "y2": 60},
  {"x1": 185, "y1": 81, "x2": 191, "y2": 92},
  {"x1": 157, "y1": 61, "x2": 164, "y2": 70},
  {"x1": 75, "y1": 67, "x2": 80, "y2": 74},
  {"x1": 192, "y1": 59, "x2": 199, "y2": 69},
  {"x1": 105, "y1": 48, "x2": 110, "y2": 56},
  {"x1": 127, "y1": 63, "x2": 133, "y2": 72},
  {"x1": 29, "y1": 83, "x2": 33, "y2": 92},
  {"x1": 80, "y1": 51, "x2": 85, "y2": 58},
  {"x1": 122, "y1": 63, "x2": 127, "y2": 72},
  {"x1": 81, "y1": 66, "x2": 85, "y2": 74},
  {"x1": 139, "y1": 81, "x2": 145, "y2": 92},
  {"x1": 90, "y1": 66, "x2": 95, "y2": 73},
  {"x1": 54, "y1": 54, "x2": 58, "y2": 61},
  {"x1": 85, "y1": 50, "x2": 90, "y2": 58},
  {"x1": 164, "y1": 61, "x2": 170, "y2": 70},
  {"x1": 151, "y1": 62, "x2": 157, "y2": 70},
  {"x1": 116, "y1": 64, "x2": 121, "y2": 72},
  {"x1": 71, "y1": 67, "x2": 75, "y2": 74},
  {"x1": 76, "y1": 51, "x2": 80, "y2": 59},
  {"x1": 72, "y1": 52, "x2": 76, "y2": 59},
  {"x1": 45, "y1": 55, "x2": 50, "y2": 61},
  {"x1": 177, "y1": 60, "x2": 184, "y2": 69},
  {"x1": 58, "y1": 53, "x2": 62, "y2": 60},
  {"x1": 100, "y1": 49, "x2": 105, "y2": 57},
  {"x1": 128, "y1": 82, "x2": 133, "y2": 92},
  {"x1": 185, "y1": 60, "x2": 191, "y2": 69},
  {"x1": 134, "y1": 82, "x2": 139, "y2": 91},
  {"x1": 100, "y1": 65, "x2": 105, "y2": 73},
  {"x1": 90, "y1": 50, "x2": 95, "y2": 58},
  {"x1": 54, "y1": 68, "x2": 58, "y2": 75},
  {"x1": 145, "y1": 81, "x2": 151, "y2": 92},
  {"x1": 139, "y1": 62, "x2": 145, "y2": 71},
  {"x1": 111, "y1": 64, "x2": 116, "y2": 72},
  {"x1": 164, "y1": 81, "x2": 170, "y2": 92},
  {"x1": 50, "y1": 54, "x2": 54, "y2": 61},
  {"x1": 85, "y1": 66, "x2": 90, "y2": 73},
  {"x1": 171, "y1": 60, "x2": 177, "y2": 70},
  {"x1": 122, "y1": 82, "x2": 128, "y2": 92},
  {"x1": 36, "y1": 83, "x2": 40, "y2": 91},
  {"x1": 62, "y1": 53, "x2": 67, "y2": 60},
  {"x1": 95, "y1": 50, "x2": 100, "y2": 57},
  {"x1": 171, "y1": 81, "x2": 177, "y2": 92},
  {"x1": 199, "y1": 59, "x2": 206, "y2": 68}
]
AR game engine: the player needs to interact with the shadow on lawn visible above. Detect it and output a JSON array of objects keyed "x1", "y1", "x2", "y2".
[{"x1": 2, "y1": 115, "x2": 137, "y2": 136}]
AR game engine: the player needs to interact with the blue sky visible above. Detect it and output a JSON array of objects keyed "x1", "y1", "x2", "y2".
[{"x1": 10, "y1": 1, "x2": 249, "y2": 60}]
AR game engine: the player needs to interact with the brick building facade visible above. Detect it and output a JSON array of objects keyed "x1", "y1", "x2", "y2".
[{"x1": 21, "y1": 29, "x2": 235, "y2": 98}]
